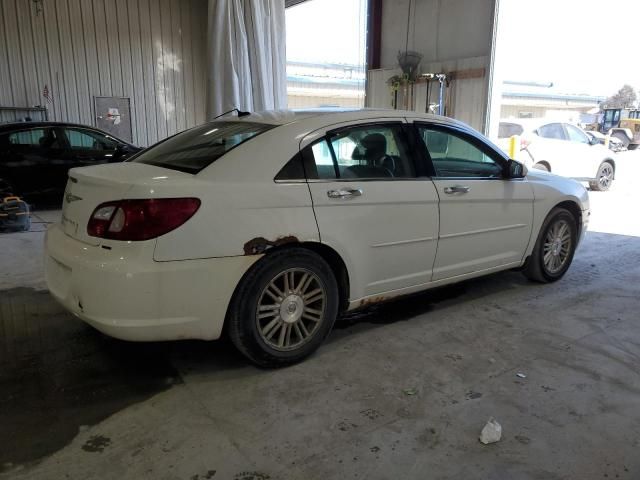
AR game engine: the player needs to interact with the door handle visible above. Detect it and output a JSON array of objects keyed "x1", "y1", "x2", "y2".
[
  {"x1": 327, "y1": 188, "x2": 363, "y2": 199},
  {"x1": 444, "y1": 185, "x2": 470, "y2": 194}
]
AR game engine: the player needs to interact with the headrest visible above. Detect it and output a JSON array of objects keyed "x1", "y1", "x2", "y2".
[{"x1": 361, "y1": 133, "x2": 387, "y2": 151}]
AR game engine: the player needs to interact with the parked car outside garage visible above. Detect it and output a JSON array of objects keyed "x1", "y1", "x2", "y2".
[
  {"x1": 584, "y1": 130, "x2": 626, "y2": 153},
  {"x1": 45, "y1": 109, "x2": 589, "y2": 367},
  {"x1": 0, "y1": 122, "x2": 141, "y2": 202},
  {"x1": 498, "y1": 119, "x2": 617, "y2": 191}
]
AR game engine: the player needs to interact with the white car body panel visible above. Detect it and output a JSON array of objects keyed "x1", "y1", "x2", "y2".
[
  {"x1": 525, "y1": 135, "x2": 610, "y2": 180},
  {"x1": 301, "y1": 117, "x2": 440, "y2": 300},
  {"x1": 498, "y1": 119, "x2": 615, "y2": 181},
  {"x1": 44, "y1": 109, "x2": 590, "y2": 342},
  {"x1": 308, "y1": 179, "x2": 440, "y2": 299},
  {"x1": 430, "y1": 178, "x2": 534, "y2": 279},
  {"x1": 45, "y1": 223, "x2": 259, "y2": 341}
]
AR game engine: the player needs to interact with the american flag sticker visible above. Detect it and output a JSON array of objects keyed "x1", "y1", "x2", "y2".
[{"x1": 43, "y1": 85, "x2": 52, "y2": 104}]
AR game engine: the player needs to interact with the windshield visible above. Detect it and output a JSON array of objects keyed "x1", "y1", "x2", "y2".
[{"x1": 131, "y1": 121, "x2": 275, "y2": 173}]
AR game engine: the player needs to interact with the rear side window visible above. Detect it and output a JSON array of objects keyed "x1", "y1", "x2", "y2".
[
  {"x1": 537, "y1": 123, "x2": 566, "y2": 140},
  {"x1": 132, "y1": 122, "x2": 275, "y2": 174},
  {"x1": 275, "y1": 152, "x2": 306, "y2": 180},
  {"x1": 304, "y1": 124, "x2": 416, "y2": 180},
  {"x1": 8, "y1": 129, "x2": 46, "y2": 145},
  {"x1": 7, "y1": 128, "x2": 63, "y2": 150},
  {"x1": 498, "y1": 123, "x2": 523, "y2": 138}
]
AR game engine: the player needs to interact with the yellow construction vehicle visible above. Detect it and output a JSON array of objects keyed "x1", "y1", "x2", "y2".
[{"x1": 600, "y1": 108, "x2": 640, "y2": 150}]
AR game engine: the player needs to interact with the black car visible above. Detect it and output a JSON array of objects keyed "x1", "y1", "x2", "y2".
[{"x1": 0, "y1": 122, "x2": 141, "y2": 202}]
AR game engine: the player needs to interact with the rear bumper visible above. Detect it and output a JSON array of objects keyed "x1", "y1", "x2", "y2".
[{"x1": 44, "y1": 224, "x2": 258, "y2": 341}]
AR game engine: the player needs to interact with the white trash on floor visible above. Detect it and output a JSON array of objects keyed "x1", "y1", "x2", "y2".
[{"x1": 479, "y1": 417, "x2": 502, "y2": 444}]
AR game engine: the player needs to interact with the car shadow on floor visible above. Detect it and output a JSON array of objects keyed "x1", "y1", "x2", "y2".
[
  {"x1": 1, "y1": 231, "x2": 637, "y2": 470},
  {"x1": 0, "y1": 271, "x2": 528, "y2": 470}
]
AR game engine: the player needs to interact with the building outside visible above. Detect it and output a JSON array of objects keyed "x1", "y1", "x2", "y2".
[
  {"x1": 286, "y1": 61, "x2": 365, "y2": 109},
  {"x1": 500, "y1": 80, "x2": 604, "y2": 124}
]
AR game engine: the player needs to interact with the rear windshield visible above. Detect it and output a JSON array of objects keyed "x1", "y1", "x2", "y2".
[
  {"x1": 131, "y1": 121, "x2": 275, "y2": 173},
  {"x1": 498, "y1": 122, "x2": 524, "y2": 138}
]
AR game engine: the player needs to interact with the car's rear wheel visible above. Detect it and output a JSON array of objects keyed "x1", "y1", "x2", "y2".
[
  {"x1": 589, "y1": 161, "x2": 614, "y2": 191},
  {"x1": 227, "y1": 247, "x2": 339, "y2": 367},
  {"x1": 523, "y1": 207, "x2": 577, "y2": 283},
  {"x1": 533, "y1": 162, "x2": 550, "y2": 172}
]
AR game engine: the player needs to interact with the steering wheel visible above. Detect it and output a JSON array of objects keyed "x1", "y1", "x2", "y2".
[{"x1": 378, "y1": 154, "x2": 395, "y2": 177}]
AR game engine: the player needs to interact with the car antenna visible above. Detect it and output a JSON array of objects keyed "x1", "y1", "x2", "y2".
[{"x1": 213, "y1": 108, "x2": 251, "y2": 119}]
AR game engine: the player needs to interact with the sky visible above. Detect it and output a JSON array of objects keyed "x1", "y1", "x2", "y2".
[
  {"x1": 285, "y1": 0, "x2": 367, "y2": 65},
  {"x1": 496, "y1": 0, "x2": 640, "y2": 97},
  {"x1": 285, "y1": 0, "x2": 640, "y2": 99}
]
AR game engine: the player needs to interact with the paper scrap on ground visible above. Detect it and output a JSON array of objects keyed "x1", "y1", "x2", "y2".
[{"x1": 479, "y1": 417, "x2": 502, "y2": 444}]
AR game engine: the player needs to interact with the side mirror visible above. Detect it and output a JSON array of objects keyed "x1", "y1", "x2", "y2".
[
  {"x1": 115, "y1": 143, "x2": 133, "y2": 156},
  {"x1": 589, "y1": 135, "x2": 600, "y2": 146},
  {"x1": 507, "y1": 159, "x2": 527, "y2": 178}
]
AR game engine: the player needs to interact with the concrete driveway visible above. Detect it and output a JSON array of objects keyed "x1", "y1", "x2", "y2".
[{"x1": 1, "y1": 152, "x2": 639, "y2": 479}]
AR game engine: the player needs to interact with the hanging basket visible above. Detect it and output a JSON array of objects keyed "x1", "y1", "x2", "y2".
[{"x1": 397, "y1": 51, "x2": 422, "y2": 81}]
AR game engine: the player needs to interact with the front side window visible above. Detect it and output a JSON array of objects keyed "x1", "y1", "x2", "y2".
[
  {"x1": 305, "y1": 124, "x2": 415, "y2": 180},
  {"x1": 132, "y1": 121, "x2": 275, "y2": 174},
  {"x1": 565, "y1": 124, "x2": 589, "y2": 144},
  {"x1": 65, "y1": 128, "x2": 117, "y2": 150},
  {"x1": 417, "y1": 127, "x2": 503, "y2": 178},
  {"x1": 537, "y1": 123, "x2": 566, "y2": 140}
]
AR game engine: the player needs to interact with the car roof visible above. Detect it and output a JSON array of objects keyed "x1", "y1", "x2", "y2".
[
  {"x1": 0, "y1": 121, "x2": 134, "y2": 145},
  {"x1": 0, "y1": 121, "x2": 98, "y2": 130},
  {"x1": 215, "y1": 108, "x2": 471, "y2": 129}
]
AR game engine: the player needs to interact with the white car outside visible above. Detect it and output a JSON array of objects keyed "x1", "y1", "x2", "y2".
[
  {"x1": 45, "y1": 109, "x2": 590, "y2": 366},
  {"x1": 498, "y1": 119, "x2": 617, "y2": 191}
]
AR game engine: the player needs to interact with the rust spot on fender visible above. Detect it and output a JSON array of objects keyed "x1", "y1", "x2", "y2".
[{"x1": 243, "y1": 235, "x2": 299, "y2": 255}]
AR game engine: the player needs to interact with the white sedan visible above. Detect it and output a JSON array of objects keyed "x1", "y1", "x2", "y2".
[
  {"x1": 498, "y1": 119, "x2": 617, "y2": 191},
  {"x1": 45, "y1": 109, "x2": 589, "y2": 366}
]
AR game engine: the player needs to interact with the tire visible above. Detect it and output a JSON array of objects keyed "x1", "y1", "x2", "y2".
[
  {"x1": 589, "y1": 161, "x2": 614, "y2": 192},
  {"x1": 523, "y1": 207, "x2": 577, "y2": 283},
  {"x1": 533, "y1": 162, "x2": 550, "y2": 172},
  {"x1": 227, "y1": 247, "x2": 339, "y2": 368}
]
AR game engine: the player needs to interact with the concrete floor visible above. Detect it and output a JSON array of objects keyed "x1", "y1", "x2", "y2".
[{"x1": 1, "y1": 153, "x2": 640, "y2": 479}]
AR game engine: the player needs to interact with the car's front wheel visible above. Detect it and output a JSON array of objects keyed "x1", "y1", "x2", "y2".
[
  {"x1": 589, "y1": 162, "x2": 614, "y2": 192},
  {"x1": 227, "y1": 247, "x2": 339, "y2": 367},
  {"x1": 523, "y1": 207, "x2": 577, "y2": 283}
]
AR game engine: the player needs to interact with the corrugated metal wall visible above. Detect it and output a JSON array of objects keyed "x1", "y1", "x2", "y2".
[{"x1": 0, "y1": 0, "x2": 207, "y2": 146}]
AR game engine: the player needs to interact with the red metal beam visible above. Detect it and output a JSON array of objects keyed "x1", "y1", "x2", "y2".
[{"x1": 367, "y1": 0, "x2": 382, "y2": 70}]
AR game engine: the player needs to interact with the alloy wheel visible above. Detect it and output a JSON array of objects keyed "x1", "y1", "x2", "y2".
[
  {"x1": 256, "y1": 268, "x2": 326, "y2": 351},
  {"x1": 598, "y1": 165, "x2": 613, "y2": 189},
  {"x1": 542, "y1": 219, "x2": 572, "y2": 274}
]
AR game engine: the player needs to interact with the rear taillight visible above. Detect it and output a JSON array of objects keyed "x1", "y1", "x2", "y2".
[{"x1": 87, "y1": 198, "x2": 201, "y2": 241}]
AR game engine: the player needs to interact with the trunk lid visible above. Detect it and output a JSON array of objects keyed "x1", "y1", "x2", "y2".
[{"x1": 61, "y1": 162, "x2": 193, "y2": 245}]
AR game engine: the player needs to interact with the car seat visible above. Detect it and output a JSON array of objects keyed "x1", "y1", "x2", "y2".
[{"x1": 344, "y1": 133, "x2": 400, "y2": 178}]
